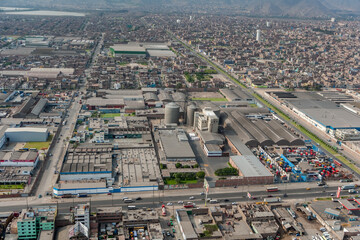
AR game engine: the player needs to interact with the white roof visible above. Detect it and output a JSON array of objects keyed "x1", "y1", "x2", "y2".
[{"x1": 6, "y1": 127, "x2": 48, "y2": 133}]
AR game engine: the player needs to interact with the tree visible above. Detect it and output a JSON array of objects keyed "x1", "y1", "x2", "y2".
[
  {"x1": 175, "y1": 163, "x2": 182, "y2": 168},
  {"x1": 196, "y1": 171, "x2": 205, "y2": 179},
  {"x1": 174, "y1": 173, "x2": 183, "y2": 179},
  {"x1": 175, "y1": 178, "x2": 181, "y2": 184},
  {"x1": 194, "y1": 164, "x2": 199, "y2": 168}
]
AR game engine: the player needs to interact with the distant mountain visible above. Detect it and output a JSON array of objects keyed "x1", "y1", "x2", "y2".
[{"x1": 0, "y1": 0, "x2": 359, "y2": 17}]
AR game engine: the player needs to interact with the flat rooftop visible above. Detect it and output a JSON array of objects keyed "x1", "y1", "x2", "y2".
[
  {"x1": 285, "y1": 92, "x2": 360, "y2": 129},
  {"x1": 230, "y1": 155, "x2": 273, "y2": 178},
  {"x1": 117, "y1": 148, "x2": 162, "y2": 187},
  {"x1": 110, "y1": 44, "x2": 146, "y2": 52},
  {"x1": 158, "y1": 129, "x2": 196, "y2": 160}
]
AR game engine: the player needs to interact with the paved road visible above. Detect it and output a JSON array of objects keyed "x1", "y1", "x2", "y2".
[
  {"x1": 0, "y1": 185, "x2": 341, "y2": 213},
  {"x1": 34, "y1": 33, "x2": 105, "y2": 197},
  {"x1": 35, "y1": 98, "x2": 82, "y2": 197}
]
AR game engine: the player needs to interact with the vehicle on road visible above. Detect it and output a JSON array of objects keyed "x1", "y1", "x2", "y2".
[
  {"x1": 128, "y1": 205, "x2": 136, "y2": 210},
  {"x1": 123, "y1": 197, "x2": 128, "y2": 200},
  {"x1": 178, "y1": 201, "x2": 183, "y2": 204},
  {"x1": 77, "y1": 193, "x2": 88, "y2": 198},
  {"x1": 62, "y1": 194, "x2": 73, "y2": 198},
  {"x1": 306, "y1": 188, "x2": 311, "y2": 190},
  {"x1": 264, "y1": 197, "x2": 282, "y2": 203},
  {"x1": 124, "y1": 199, "x2": 133, "y2": 203},
  {"x1": 162, "y1": 205, "x2": 166, "y2": 216},
  {"x1": 342, "y1": 184, "x2": 355, "y2": 190},
  {"x1": 200, "y1": 192, "x2": 205, "y2": 195},
  {"x1": 38, "y1": 194, "x2": 42, "y2": 198},
  {"x1": 167, "y1": 202, "x2": 173, "y2": 206},
  {"x1": 209, "y1": 199, "x2": 218, "y2": 204},
  {"x1": 317, "y1": 182, "x2": 325, "y2": 186},
  {"x1": 136, "y1": 197, "x2": 142, "y2": 200},
  {"x1": 107, "y1": 192, "x2": 112, "y2": 195},
  {"x1": 232, "y1": 202, "x2": 238, "y2": 205},
  {"x1": 189, "y1": 196, "x2": 195, "y2": 200},
  {"x1": 224, "y1": 199, "x2": 229, "y2": 202},
  {"x1": 266, "y1": 186, "x2": 278, "y2": 192}
]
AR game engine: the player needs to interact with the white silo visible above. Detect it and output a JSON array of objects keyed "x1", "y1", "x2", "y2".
[
  {"x1": 256, "y1": 30, "x2": 262, "y2": 42},
  {"x1": 186, "y1": 104, "x2": 197, "y2": 126},
  {"x1": 164, "y1": 102, "x2": 180, "y2": 125}
]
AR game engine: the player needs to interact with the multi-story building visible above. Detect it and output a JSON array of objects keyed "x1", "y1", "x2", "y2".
[
  {"x1": 71, "y1": 203, "x2": 90, "y2": 234},
  {"x1": 17, "y1": 206, "x2": 56, "y2": 240}
]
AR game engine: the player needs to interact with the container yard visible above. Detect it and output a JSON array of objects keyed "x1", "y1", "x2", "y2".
[{"x1": 256, "y1": 143, "x2": 354, "y2": 183}]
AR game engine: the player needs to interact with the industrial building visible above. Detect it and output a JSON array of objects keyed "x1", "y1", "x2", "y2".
[
  {"x1": 5, "y1": 127, "x2": 49, "y2": 142},
  {"x1": 158, "y1": 129, "x2": 196, "y2": 162},
  {"x1": 0, "y1": 150, "x2": 39, "y2": 167},
  {"x1": 229, "y1": 155, "x2": 274, "y2": 184},
  {"x1": 53, "y1": 181, "x2": 110, "y2": 196},
  {"x1": 117, "y1": 148, "x2": 163, "y2": 191},
  {"x1": 193, "y1": 107, "x2": 219, "y2": 133},
  {"x1": 274, "y1": 92, "x2": 360, "y2": 134},
  {"x1": 219, "y1": 88, "x2": 255, "y2": 103},
  {"x1": 225, "y1": 110, "x2": 303, "y2": 147},
  {"x1": 60, "y1": 147, "x2": 113, "y2": 182},
  {"x1": 110, "y1": 44, "x2": 147, "y2": 57}
]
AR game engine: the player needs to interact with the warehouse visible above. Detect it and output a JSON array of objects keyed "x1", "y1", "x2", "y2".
[
  {"x1": 254, "y1": 120, "x2": 290, "y2": 146},
  {"x1": 28, "y1": 98, "x2": 47, "y2": 117},
  {"x1": 117, "y1": 148, "x2": 163, "y2": 191},
  {"x1": 147, "y1": 50, "x2": 176, "y2": 58},
  {"x1": 60, "y1": 147, "x2": 113, "y2": 182},
  {"x1": 229, "y1": 155, "x2": 273, "y2": 184},
  {"x1": 225, "y1": 118, "x2": 259, "y2": 147},
  {"x1": 158, "y1": 129, "x2": 196, "y2": 162},
  {"x1": 266, "y1": 120, "x2": 304, "y2": 146},
  {"x1": 5, "y1": 127, "x2": 49, "y2": 142},
  {"x1": 86, "y1": 98, "x2": 125, "y2": 110},
  {"x1": 110, "y1": 44, "x2": 146, "y2": 57},
  {"x1": 0, "y1": 150, "x2": 39, "y2": 167},
  {"x1": 13, "y1": 98, "x2": 36, "y2": 118},
  {"x1": 283, "y1": 92, "x2": 360, "y2": 133},
  {"x1": 231, "y1": 111, "x2": 274, "y2": 146}
]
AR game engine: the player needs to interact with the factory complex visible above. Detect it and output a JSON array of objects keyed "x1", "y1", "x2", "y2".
[{"x1": 49, "y1": 87, "x2": 355, "y2": 196}]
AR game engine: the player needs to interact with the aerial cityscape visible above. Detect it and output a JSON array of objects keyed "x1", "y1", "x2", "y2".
[{"x1": 0, "y1": 1, "x2": 360, "y2": 239}]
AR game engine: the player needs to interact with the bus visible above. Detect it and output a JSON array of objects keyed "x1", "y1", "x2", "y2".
[
  {"x1": 266, "y1": 187, "x2": 279, "y2": 192},
  {"x1": 128, "y1": 205, "x2": 137, "y2": 210},
  {"x1": 341, "y1": 184, "x2": 355, "y2": 190}
]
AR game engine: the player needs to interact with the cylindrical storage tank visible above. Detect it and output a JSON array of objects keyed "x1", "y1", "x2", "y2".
[
  {"x1": 164, "y1": 102, "x2": 180, "y2": 125},
  {"x1": 186, "y1": 104, "x2": 197, "y2": 126}
]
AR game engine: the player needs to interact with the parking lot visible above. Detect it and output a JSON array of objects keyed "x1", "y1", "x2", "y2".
[{"x1": 188, "y1": 136, "x2": 230, "y2": 181}]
